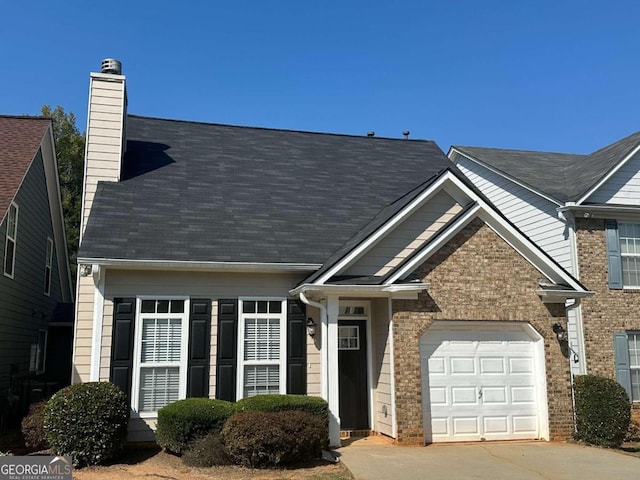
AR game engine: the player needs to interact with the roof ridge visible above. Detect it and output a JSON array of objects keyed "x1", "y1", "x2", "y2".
[
  {"x1": 0, "y1": 114, "x2": 49, "y2": 120},
  {"x1": 456, "y1": 145, "x2": 584, "y2": 157},
  {"x1": 127, "y1": 114, "x2": 436, "y2": 143}
]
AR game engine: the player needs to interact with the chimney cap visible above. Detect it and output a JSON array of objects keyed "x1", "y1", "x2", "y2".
[{"x1": 101, "y1": 58, "x2": 122, "y2": 75}]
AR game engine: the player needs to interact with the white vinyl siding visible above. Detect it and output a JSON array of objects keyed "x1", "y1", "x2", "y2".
[
  {"x1": 345, "y1": 191, "x2": 463, "y2": 277},
  {"x1": 629, "y1": 333, "x2": 640, "y2": 401},
  {"x1": 619, "y1": 223, "x2": 640, "y2": 288},
  {"x1": 44, "y1": 237, "x2": 53, "y2": 295},
  {"x1": 4, "y1": 202, "x2": 18, "y2": 278},
  {"x1": 455, "y1": 158, "x2": 572, "y2": 270},
  {"x1": 133, "y1": 298, "x2": 188, "y2": 415},
  {"x1": 585, "y1": 151, "x2": 640, "y2": 205},
  {"x1": 238, "y1": 299, "x2": 286, "y2": 399}
]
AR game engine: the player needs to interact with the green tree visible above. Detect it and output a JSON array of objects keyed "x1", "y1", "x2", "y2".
[{"x1": 42, "y1": 105, "x2": 85, "y2": 286}]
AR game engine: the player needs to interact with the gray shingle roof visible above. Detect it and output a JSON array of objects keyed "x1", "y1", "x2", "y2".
[
  {"x1": 455, "y1": 130, "x2": 640, "y2": 203},
  {"x1": 79, "y1": 115, "x2": 452, "y2": 264}
]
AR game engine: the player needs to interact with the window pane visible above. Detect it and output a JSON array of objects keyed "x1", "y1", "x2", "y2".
[
  {"x1": 170, "y1": 300, "x2": 184, "y2": 313},
  {"x1": 243, "y1": 365, "x2": 279, "y2": 397},
  {"x1": 257, "y1": 301, "x2": 268, "y2": 313},
  {"x1": 629, "y1": 334, "x2": 640, "y2": 368},
  {"x1": 620, "y1": 223, "x2": 640, "y2": 287},
  {"x1": 631, "y1": 370, "x2": 640, "y2": 402},
  {"x1": 157, "y1": 300, "x2": 170, "y2": 313},
  {"x1": 244, "y1": 318, "x2": 280, "y2": 360},
  {"x1": 141, "y1": 318, "x2": 182, "y2": 362},
  {"x1": 141, "y1": 300, "x2": 155, "y2": 313},
  {"x1": 268, "y1": 301, "x2": 282, "y2": 314},
  {"x1": 243, "y1": 301, "x2": 256, "y2": 314},
  {"x1": 139, "y1": 367, "x2": 180, "y2": 412},
  {"x1": 4, "y1": 240, "x2": 14, "y2": 275}
]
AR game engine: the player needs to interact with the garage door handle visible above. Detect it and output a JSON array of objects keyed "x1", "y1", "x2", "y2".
[{"x1": 478, "y1": 388, "x2": 483, "y2": 399}]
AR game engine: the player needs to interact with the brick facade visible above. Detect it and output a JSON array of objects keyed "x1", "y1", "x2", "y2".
[
  {"x1": 576, "y1": 218, "x2": 640, "y2": 420},
  {"x1": 392, "y1": 219, "x2": 574, "y2": 444}
]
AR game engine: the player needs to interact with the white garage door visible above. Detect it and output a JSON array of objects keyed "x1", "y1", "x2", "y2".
[{"x1": 420, "y1": 323, "x2": 543, "y2": 443}]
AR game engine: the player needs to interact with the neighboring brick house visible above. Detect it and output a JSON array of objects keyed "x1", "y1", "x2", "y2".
[
  {"x1": 450, "y1": 134, "x2": 640, "y2": 420},
  {"x1": 74, "y1": 60, "x2": 590, "y2": 447},
  {"x1": 0, "y1": 116, "x2": 74, "y2": 425}
]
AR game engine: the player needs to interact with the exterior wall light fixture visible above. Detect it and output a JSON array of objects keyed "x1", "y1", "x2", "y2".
[
  {"x1": 552, "y1": 323, "x2": 567, "y2": 342},
  {"x1": 306, "y1": 317, "x2": 317, "y2": 338}
]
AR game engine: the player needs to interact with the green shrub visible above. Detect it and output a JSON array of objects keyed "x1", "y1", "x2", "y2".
[
  {"x1": 182, "y1": 433, "x2": 230, "y2": 467},
  {"x1": 573, "y1": 375, "x2": 631, "y2": 447},
  {"x1": 21, "y1": 400, "x2": 49, "y2": 451},
  {"x1": 156, "y1": 398, "x2": 235, "y2": 454},
  {"x1": 44, "y1": 382, "x2": 129, "y2": 467},
  {"x1": 235, "y1": 394, "x2": 329, "y2": 424},
  {"x1": 222, "y1": 410, "x2": 327, "y2": 467}
]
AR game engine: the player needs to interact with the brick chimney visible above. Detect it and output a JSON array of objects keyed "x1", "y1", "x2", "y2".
[{"x1": 80, "y1": 58, "x2": 127, "y2": 239}]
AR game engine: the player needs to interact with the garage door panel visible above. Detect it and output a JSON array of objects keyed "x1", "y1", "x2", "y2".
[
  {"x1": 451, "y1": 386, "x2": 478, "y2": 405},
  {"x1": 421, "y1": 324, "x2": 541, "y2": 443}
]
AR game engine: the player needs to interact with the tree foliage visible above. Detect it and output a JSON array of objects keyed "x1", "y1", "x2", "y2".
[{"x1": 41, "y1": 105, "x2": 84, "y2": 284}]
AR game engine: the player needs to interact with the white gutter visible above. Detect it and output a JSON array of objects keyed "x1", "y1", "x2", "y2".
[
  {"x1": 78, "y1": 258, "x2": 322, "y2": 273},
  {"x1": 298, "y1": 292, "x2": 328, "y2": 401},
  {"x1": 290, "y1": 283, "x2": 430, "y2": 297}
]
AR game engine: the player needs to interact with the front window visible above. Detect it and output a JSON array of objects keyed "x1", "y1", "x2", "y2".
[
  {"x1": 629, "y1": 333, "x2": 640, "y2": 401},
  {"x1": 238, "y1": 299, "x2": 286, "y2": 399},
  {"x1": 619, "y1": 223, "x2": 640, "y2": 287},
  {"x1": 134, "y1": 298, "x2": 188, "y2": 414},
  {"x1": 4, "y1": 203, "x2": 18, "y2": 278},
  {"x1": 44, "y1": 237, "x2": 53, "y2": 295}
]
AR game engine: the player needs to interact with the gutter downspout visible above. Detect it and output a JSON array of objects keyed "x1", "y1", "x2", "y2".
[
  {"x1": 299, "y1": 292, "x2": 328, "y2": 401},
  {"x1": 565, "y1": 298, "x2": 582, "y2": 433}
]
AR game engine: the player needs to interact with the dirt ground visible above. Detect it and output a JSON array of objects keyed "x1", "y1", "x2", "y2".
[{"x1": 72, "y1": 447, "x2": 353, "y2": 480}]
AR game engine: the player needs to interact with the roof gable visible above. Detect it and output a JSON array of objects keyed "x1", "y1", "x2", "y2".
[
  {"x1": 303, "y1": 170, "x2": 589, "y2": 297},
  {"x1": 452, "y1": 130, "x2": 640, "y2": 204},
  {"x1": 79, "y1": 115, "x2": 452, "y2": 265},
  {"x1": 0, "y1": 116, "x2": 50, "y2": 221}
]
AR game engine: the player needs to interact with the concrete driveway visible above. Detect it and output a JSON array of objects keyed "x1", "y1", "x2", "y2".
[{"x1": 337, "y1": 438, "x2": 640, "y2": 480}]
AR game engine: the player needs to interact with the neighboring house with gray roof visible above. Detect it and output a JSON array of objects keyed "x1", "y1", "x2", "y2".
[
  {"x1": 74, "y1": 60, "x2": 592, "y2": 446},
  {"x1": 450, "y1": 135, "x2": 640, "y2": 414},
  {"x1": 0, "y1": 116, "x2": 74, "y2": 427}
]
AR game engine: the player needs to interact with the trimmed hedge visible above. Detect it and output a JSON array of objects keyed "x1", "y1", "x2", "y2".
[
  {"x1": 573, "y1": 375, "x2": 631, "y2": 447},
  {"x1": 156, "y1": 398, "x2": 235, "y2": 454},
  {"x1": 222, "y1": 410, "x2": 327, "y2": 467},
  {"x1": 21, "y1": 400, "x2": 49, "y2": 451},
  {"x1": 182, "y1": 433, "x2": 230, "y2": 467},
  {"x1": 235, "y1": 394, "x2": 329, "y2": 424},
  {"x1": 44, "y1": 382, "x2": 129, "y2": 467}
]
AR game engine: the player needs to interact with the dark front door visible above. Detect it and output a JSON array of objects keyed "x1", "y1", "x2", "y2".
[{"x1": 338, "y1": 319, "x2": 369, "y2": 429}]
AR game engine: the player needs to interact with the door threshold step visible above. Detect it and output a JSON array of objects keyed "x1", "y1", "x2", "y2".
[{"x1": 340, "y1": 429, "x2": 373, "y2": 439}]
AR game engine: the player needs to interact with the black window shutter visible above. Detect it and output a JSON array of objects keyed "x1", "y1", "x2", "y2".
[
  {"x1": 287, "y1": 299, "x2": 307, "y2": 395},
  {"x1": 216, "y1": 299, "x2": 238, "y2": 401},
  {"x1": 187, "y1": 299, "x2": 211, "y2": 398},
  {"x1": 110, "y1": 298, "x2": 136, "y2": 403},
  {"x1": 605, "y1": 219, "x2": 623, "y2": 289},
  {"x1": 614, "y1": 332, "x2": 632, "y2": 401}
]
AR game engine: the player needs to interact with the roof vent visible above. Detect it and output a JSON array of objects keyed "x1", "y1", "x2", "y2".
[
  {"x1": 101, "y1": 58, "x2": 122, "y2": 75},
  {"x1": 403, "y1": 131, "x2": 410, "y2": 139},
  {"x1": 367, "y1": 131, "x2": 375, "y2": 137}
]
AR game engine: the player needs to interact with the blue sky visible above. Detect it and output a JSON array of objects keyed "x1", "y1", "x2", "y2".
[{"x1": 2, "y1": 1, "x2": 639, "y2": 153}]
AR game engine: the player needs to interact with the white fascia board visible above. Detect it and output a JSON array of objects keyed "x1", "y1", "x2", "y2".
[
  {"x1": 450, "y1": 147, "x2": 563, "y2": 207},
  {"x1": 384, "y1": 204, "x2": 481, "y2": 284},
  {"x1": 314, "y1": 173, "x2": 453, "y2": 285},
  {"x1": 77, "y1": 258, "x2": 322, "y2": 273},
  {"x1": 576, "y1": 143, "x2": 640, "y2": 205},
  {"x1": 558, "y1": 204, "x2": 640, "y2": 222},
  {"x1": 289, "y1": 283, "x2": 430, "y2": 298}
]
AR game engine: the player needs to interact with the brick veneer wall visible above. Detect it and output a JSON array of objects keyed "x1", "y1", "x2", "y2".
[
  {"x1": 576, "y1": 218, "x2": 640, "y2": 420},
  {"x1": 392, "y1": 219, "x2": 573, "y2": 444}
]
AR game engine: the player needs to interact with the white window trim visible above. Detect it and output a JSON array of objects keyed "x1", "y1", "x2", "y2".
[
  {"x1": 131, "y1": 296, "x2": 190, "y2": 418},
  {"x1": 44, "y1": 237, "x2": 53, "y2": 296},
  {"x1": 4, "y1": 202, "x2": 18, "y2": 279},
  {"x1": 629, "y1": 332, "x2": 640, "y2": 402},
  {"x1": 36, "y1": 329, "x2": 47, "y2": 375},
  {"x1": 620, "y1": 223, "x2": 640, "y2": 289},
  {"x1": 236, "y1": 297, "x2": 287, "y2": 401}
]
